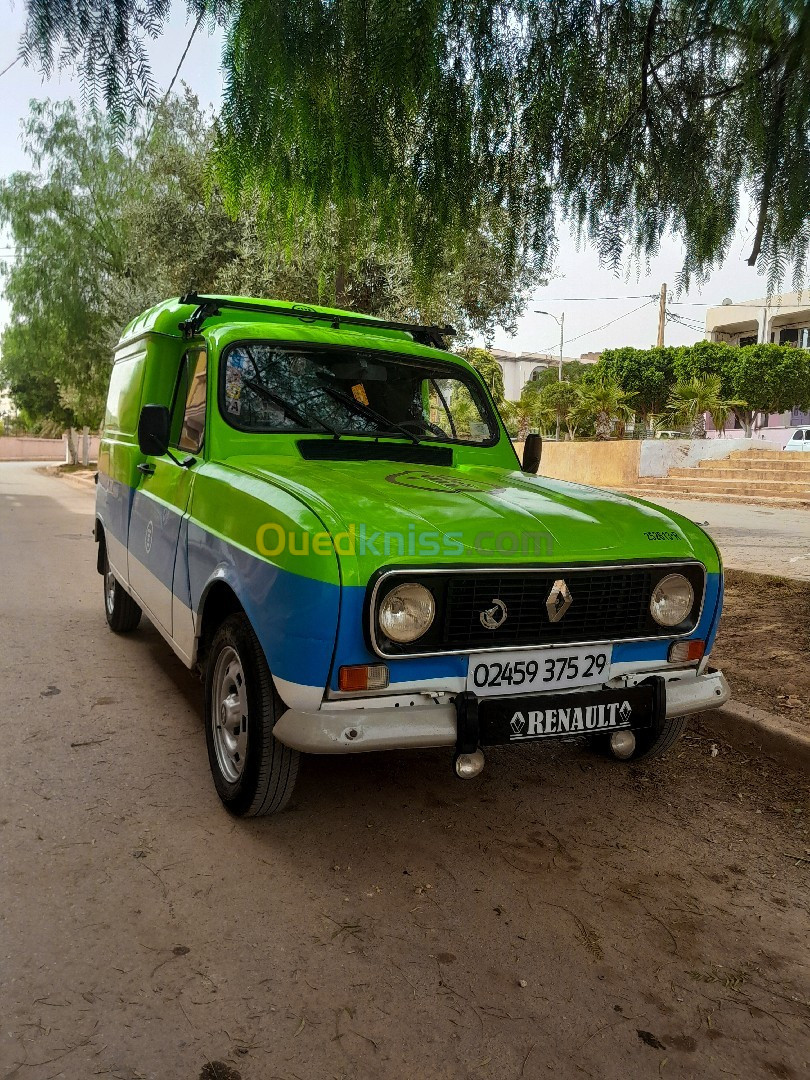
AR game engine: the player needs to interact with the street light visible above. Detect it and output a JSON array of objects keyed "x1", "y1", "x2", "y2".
[{"x1": 534, "y1": 309, "x2": 565, "y2": 440}]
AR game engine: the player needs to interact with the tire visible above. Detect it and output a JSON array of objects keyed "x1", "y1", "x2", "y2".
[
  {"x1": 103, "y1": 546, "x2": 142, "y2": 633},
  {"x1": 632, "y1": 714, "x2": 688, "y2": 760},
  {"x1": 590, "y1": 714, "x2": 688, "y2": 762},
  {"x1": 204, "y1": 613, "x2": 300, "y2": 816}
]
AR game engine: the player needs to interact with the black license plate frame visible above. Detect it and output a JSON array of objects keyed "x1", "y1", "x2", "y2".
[{"x1": 455, "y1": 680, "x2": 665, "y2": 750}]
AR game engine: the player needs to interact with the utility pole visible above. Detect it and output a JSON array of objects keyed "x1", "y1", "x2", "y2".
[
  {"x1": 657, "y1": 283, "x2": 667, "y2": 347},
  {"x1": 558, "y1": 311, "x2": 565, "y2": 384},
  {"x1": 534, "y1": 308, "x2": 565, "y2": 440}
]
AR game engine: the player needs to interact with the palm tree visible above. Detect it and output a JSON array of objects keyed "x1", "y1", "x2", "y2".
[
  {"x1": 666, "y1": 376, "x2": 745, "y2": 439},
  {"x1": 578, "y1": 378, "x2": 636, "y2": 440},
  {"x1": 537, "y1": 380, "x2": 583, "y2": 440}
]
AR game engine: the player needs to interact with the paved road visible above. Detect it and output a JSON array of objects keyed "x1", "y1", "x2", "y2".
[
  {"x1": 1, "y1": 462, "x2": 809, "y2": 1080},
  {"x1": 637, "y1": 497, "x2": 810, "y2": 581}
]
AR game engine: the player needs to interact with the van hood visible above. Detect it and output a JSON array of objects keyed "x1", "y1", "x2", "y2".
[{"x1": 226, "y1": 456, "x2": 718, "y2": 586}]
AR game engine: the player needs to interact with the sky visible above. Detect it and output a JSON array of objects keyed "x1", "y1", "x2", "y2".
[{"x1": 0, "y1": 0, "x2": 781, "y2": 358}]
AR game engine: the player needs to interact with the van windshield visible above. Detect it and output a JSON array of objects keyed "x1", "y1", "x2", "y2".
[{"x1": 220, "y1": 343, "x2": 498, "y2": 445}]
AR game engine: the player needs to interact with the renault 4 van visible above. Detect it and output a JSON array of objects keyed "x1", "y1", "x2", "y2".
[{"x1": 95, "y1": 294, "x2": 729, "y2": 815}]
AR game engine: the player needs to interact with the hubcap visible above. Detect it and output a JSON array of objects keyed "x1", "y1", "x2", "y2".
[
  {"x1": 211, "y1": 646, "x2": 249, "y2": 784},
  {"x1": 105, "y1": 566, "x2": 116, "y2": 615}
]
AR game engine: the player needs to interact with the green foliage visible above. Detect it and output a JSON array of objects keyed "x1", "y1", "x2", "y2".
[
  {"x1": 460, "y1": 348, "x2": 506, "y2": 407},
  {"x1": 525, "y1": 360, "x2": 591, "y2": 392},
  {"x1": 0, "y1": 95, "x2": 537, "y2": 426},
  {"x1": 666, "y1": 375, "x2": 744, "y2": 439},
  {"x1": 577, "y1": 376, "x2": 636, "y2": 441},
  {"x1": 19, "y1": 1, "x2": 810, "y2": 289},
  {"x1": 724, "y1": 343, "x2": 810, "y2": 435},
  {"x1": 596, "y1": 339, "x2": 810, "y2": 437},
  {"x1": 597, "y1": 346, "x2": 679, "y2": 420}
]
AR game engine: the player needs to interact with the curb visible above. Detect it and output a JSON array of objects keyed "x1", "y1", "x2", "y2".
[
  {"x1": 699, "y1": 700, "x2": 810, "y2": 773},
  {"x1": 41, "y1": 465, "x2": 97, "y2": 490}
]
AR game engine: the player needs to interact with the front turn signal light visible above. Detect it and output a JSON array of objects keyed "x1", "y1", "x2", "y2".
[
  {"x1": 339, "y1": 664, "x2": 390, "y2": 692},
  {"x1": 668, "y1": 639, "x2": 706, "y2": 663}
]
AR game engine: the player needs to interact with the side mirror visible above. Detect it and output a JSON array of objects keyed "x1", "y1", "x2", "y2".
[
  {"x1": 138, "y1": 404, "x2": 171, "y2": 457},
  {"x1": 522, "y1": 432, "x2": 542, "y2": 474}
]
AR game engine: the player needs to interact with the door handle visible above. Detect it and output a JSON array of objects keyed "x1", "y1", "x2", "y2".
[{"x1": 137, "y1": 463, "x2": 156, "y2": 476}]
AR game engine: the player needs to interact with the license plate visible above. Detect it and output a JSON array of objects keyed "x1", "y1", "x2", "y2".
[
  {"x1": 475, "y1": 683, "x2": 658, "y2": 746},
  {"x1": 467, "y1": 645, "x2": 612, "y2": 698}
]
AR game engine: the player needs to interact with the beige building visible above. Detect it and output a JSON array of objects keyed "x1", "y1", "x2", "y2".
[
  {"x1": 492, "y1": 349, "x2": 599, "y2": 401},
  {"x1": 705, "y1": 291, "x2": 810, "y2": 441},
  {"x1": 706, "y1": 290, "x2": 810, "y2": 347}
]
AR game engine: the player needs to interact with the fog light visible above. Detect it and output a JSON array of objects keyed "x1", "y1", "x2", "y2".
[
  {"x1": 338, "y1": 664, "x2": 389, "y2": 692},
  {"x1": 610, "y1": 730, "x2": 636, "y2": 760},
  {"x1": 668, "y1": 639, "x2": 706, "y2": 663},
  {"x1": 454, "y1": 749, "x2": 485, "y2": 779}
]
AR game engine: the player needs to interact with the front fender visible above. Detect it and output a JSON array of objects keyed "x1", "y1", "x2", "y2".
[{"x1": 186, "y1": 464, "x2": 342, "y2": 712}]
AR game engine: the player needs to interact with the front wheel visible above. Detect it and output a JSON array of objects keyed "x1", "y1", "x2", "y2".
[
  {"x1": 590, "y1": 714, "x2": 688, "y2": 761},
  {"x1": 103, "y1": 547, "x2": 141, "y2": 633},
  {"x1": 204, "y1": 613, "x2": 300, "y2": 816}
]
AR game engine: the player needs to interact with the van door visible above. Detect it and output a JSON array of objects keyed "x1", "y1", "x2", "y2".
[{"x1": 128, "y1": 348, "x2": 206, "y2": 639}]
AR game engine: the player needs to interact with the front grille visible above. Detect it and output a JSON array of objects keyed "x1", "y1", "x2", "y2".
[
  {"x1": 444, "y1": 569, "x2": 653, "y2": 649},
  {"x1": 370, "y1": 562, "x2": 705, "y2": 656}
]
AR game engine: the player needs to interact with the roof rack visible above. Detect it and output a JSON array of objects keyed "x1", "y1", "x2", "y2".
[{"x1": 177, "y1": 293, "x2": 456, "y2": 350}]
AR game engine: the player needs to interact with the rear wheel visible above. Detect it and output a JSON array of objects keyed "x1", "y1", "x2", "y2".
[
  {"x1": 204, "y1": 613, "x2": 300, "y2": 816},
  {"x1": 102, "y1": 547, "x2": 141, "y2": 633}
]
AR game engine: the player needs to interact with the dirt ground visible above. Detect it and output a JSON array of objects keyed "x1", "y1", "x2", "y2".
[
  {"x1": 711, "y1": 570, "x2": 810, "y2": 725},
  {"x1": 2, "y1": 464, "x2": 809, "y2": 1080}
]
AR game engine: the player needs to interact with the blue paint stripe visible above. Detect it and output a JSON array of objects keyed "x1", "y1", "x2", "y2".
[{"x1": 98, "y1": 473, "x2": 723, "y2": 696}]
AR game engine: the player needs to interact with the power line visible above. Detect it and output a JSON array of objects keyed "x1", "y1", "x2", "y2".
[
  {"x1": 0, "y1": 55, "x2": 20, "y2": 80},
  {"x1": 536, "y1": 298, "x2": 657, "y2": 352},
  {"x1": 534, "y1": 293, "x2": 657, "y2": 302},
  {"x1": 144, "y1": 11, "x2": 205, "y2": 140}
]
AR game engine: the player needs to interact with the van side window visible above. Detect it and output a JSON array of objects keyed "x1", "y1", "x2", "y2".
[
  {"x1": 171, "y1": 349, "x2": 207, "y2": 453},
  {"x1": 793, "y1": 430, "x2": 804, "y2": 441}
]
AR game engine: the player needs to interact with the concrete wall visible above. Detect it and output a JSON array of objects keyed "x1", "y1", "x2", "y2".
[
  {"x1": 0, "y1": 435, "x2": 100, "y2": 462},
  {"x1": 637, "y1": 437, "x2": 771, "y2": 477},
  {"x1": 514, "y1": 437, "x2": 770, "y2": 486},
  {"x1": 515, "y1": 439, "x2": 642, "y2": 487},
  {"x1": 0, "y1": 437, "x2": 65, "y2": 461},
  {"x1": 705, "y1": 427, "x2": 796, "y2": 447}
]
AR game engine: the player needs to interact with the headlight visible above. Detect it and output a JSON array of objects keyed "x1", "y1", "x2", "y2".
[
  {"x1": 650, "y1": 573, "x2": 694, "y2": 627},
  {"x1": 378, "y1": 582, "x2": 435, "y2": 643}
]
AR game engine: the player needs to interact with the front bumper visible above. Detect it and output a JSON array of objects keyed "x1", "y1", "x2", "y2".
[{"x1": 272, "y1": 667, "x2": 730, "y2": 754}]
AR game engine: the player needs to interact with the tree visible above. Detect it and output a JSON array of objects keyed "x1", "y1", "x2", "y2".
[
  {"x1": 0, "y1": 95, "x2": 537, "y2": 426},
  {"x1": 578, "y1": 378, "x2": 636, "y2": 441},
  {"x1": 666, "y1": 375, "x2": 744, "y2": 439},
  {"x1": 18, "y1": 1, "x2": 810, "y2": 289},
  {"x1": 525, "y1": 360, "x2": 591, "y2": 392},
  {"x1": 536, "y1": 381, "x2": 584, "y2": 441},
  {"x1": 724, "y1": 344, "x2": 810, "y2": 436},
  {"x1": 597, "y1": 346, "x2": 678, "y2": 425},
  {"x1": 461, "y1": 348, "x2": 506, "y2": 407},
  {"x1": 502, "y1": 382, "x2": 557, "y2": 441}
]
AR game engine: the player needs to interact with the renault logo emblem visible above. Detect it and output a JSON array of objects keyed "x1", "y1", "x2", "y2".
[
  {"x1": 480, "y1": 598, "x2": 508, "y2": 630},
  {"x1": 546, "y1": 579, "x2": 573, "y2": 622}
]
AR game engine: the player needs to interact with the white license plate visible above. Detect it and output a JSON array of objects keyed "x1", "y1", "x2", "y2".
[{"x1": 467, "y1": 645, "x2": 612, "y2": 698}]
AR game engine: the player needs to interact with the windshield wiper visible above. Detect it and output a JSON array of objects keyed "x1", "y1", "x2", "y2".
[
  {"x1": 317, "y1": 383, "x2": 420, "y2": 444},
  {"x1": 244, "y1": 378, "x2": 341, "y2": 437}
]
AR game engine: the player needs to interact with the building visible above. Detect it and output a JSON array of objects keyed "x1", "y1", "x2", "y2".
[
  {"x1": 705, "y1": 291, "x2": 810, "y2": 442},
  {"x1": 492, "y1": 349, "x2": 599, "y2": 401}
]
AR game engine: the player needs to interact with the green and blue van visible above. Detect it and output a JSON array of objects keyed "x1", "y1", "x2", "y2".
[{"x1": 95, "y1": 294, "x2": 729, "y2": 815}]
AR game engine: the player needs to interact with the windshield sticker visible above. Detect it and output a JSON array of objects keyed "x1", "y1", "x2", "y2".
[
  {"x1": 351, "y1": 383, "x2": 370, "y2": 405},
  {"x1": 385, "y1": 470, "x2": 505, "y2": 494}
]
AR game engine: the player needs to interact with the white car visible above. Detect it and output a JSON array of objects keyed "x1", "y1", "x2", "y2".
[{"x1": 784, "y1": 426, "x2": 810, "y2": 451}]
